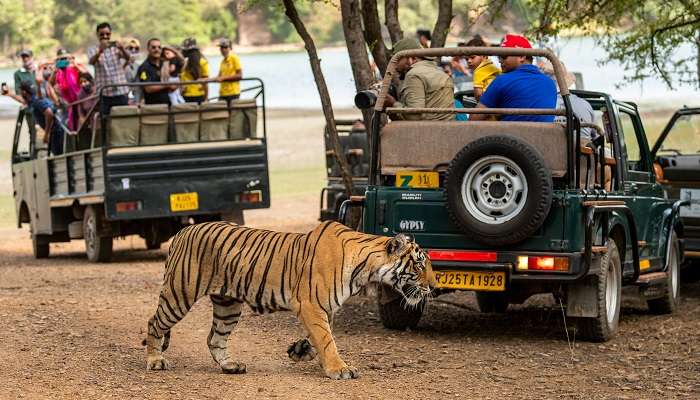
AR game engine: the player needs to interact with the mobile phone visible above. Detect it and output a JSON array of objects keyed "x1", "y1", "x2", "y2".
[
  {"x1": 109, "y1": 41, "x2": 117, "y2": 47},
  {"x1": 1, "y1": 82, "x2": 8, "y2": 94}
]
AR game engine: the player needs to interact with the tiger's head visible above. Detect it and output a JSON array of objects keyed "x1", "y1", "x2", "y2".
[{"x1": 379, "y1": 234, "x2": 436, "y2": 306}]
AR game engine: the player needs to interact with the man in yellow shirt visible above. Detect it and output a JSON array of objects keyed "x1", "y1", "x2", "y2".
[
  {"x1": 464, "y1": 36, "x2": 501, "y2": 101},
  {"x1": 216, "y1": 38, "x2": 242, "y2": 103},
  {"x1": 180, "y1": 37, "x2": 209, "y2": 103}
]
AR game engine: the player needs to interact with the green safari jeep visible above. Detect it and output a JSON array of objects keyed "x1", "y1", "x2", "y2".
[{"x1": 346, "y1": 47, "x2": 688, "y2": 342}]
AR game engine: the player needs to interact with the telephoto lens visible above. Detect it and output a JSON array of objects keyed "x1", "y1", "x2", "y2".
[{"x1": 354, "y1": 89, "x2": 378, "y2": 109}]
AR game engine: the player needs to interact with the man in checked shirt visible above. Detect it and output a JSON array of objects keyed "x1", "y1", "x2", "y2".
[{"x1": 88, "y1": 22, "x2": 131, "y2": 115}]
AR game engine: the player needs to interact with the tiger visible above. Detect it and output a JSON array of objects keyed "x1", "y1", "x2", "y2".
[{"x1": 144, "y1": 220, "x2": 435, "y2": 379}]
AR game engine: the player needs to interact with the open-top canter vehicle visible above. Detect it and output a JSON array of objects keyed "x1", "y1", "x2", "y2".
[
  {"x1": 343, "y1": 46, "x2": 689, "y2": 342},
  {"x1": 651, "y1": 107, "x2": 700, "y2": 278},
  {"x1": 11, "y1": 78, "x2": 270, "y2": 262}
]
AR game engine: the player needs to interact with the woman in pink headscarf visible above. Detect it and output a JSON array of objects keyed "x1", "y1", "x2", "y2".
[{"x1": 50, "y1": 48, "x2": 86, "y2": 130}]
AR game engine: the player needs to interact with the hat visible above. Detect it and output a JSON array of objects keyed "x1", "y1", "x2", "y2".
[
  {"x1": 392, "y1": 38, "x2": 422, "y2": 55},
  {"x1": 182, "y1": 37, "x2": 198, "y2": 50},
  {"x1": 56, "y1": 48, "x2": 71, "y2": 58},
  {"x1": 500, "y1": 34, "x2": 532, "y2": 49},
  {"x1": 19, "y1": 49, "x2": 33, "y2": 57},
  {"x1": 126, "y1": 38, "x2": 141, "y2": 49},
  {"x1": 540, "y1": 60, "x2": 576, "y2": 89},
  {"x1": 218, "y1": 38, "x2": 232, "y2": 48}
]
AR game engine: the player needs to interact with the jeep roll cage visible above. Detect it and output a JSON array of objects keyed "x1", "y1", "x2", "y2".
[{"x1": 368, "y1": 46, "x2": 604, "y2": 191}]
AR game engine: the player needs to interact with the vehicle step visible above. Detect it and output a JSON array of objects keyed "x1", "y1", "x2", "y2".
[
  {"x1": 636, "y1": 271, "x2": 666, "y2": 285},
  {"x1": 591, "y1": 246, "x2": 608, "y2": 253},
  {"x1": 582, "y1": 200, "x2": 625, "y2": 207}
]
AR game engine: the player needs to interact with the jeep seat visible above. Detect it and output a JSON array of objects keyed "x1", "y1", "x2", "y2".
[{"x1": 380, "y1": 121, "x2": 568, "y2": 177}]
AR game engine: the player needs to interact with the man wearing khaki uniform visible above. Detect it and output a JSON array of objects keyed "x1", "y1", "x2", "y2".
[{"x1": 384, "y1": 38, "x2": 454, "y2": 121}]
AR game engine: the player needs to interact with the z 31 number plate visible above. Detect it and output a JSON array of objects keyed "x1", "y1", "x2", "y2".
[
  {"x1": 396, "y1": 171, "x2": 439, "y2": 189},
  {"x1": 170, "y1": 192, "x2": 199, "y2": 212},
  {"x1": 433, "y1": 270, "x2": 506, "y2": 291}
]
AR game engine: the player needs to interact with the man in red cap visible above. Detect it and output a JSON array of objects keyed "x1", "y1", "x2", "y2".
[{"x1": 470, "y1": 34, "x2": 556, "y2": 122}]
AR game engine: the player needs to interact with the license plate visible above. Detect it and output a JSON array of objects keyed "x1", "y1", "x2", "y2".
[
  {"x1": 396, "y1": 171, "x2": 439, "y2": 189},
  {"x1": 434, "y1": 270, "x2": 506, "y2": 291},
  {"x1": 170, "y1": 192, "x2": 199, "y2": 212},
  {"x1": 680, "y1": 188, "x2": 700, "y2": 217}
]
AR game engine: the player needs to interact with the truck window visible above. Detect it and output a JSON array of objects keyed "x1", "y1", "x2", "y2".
[{"x1": 618, "y1": 110, "x2": 647, "y2": 172}]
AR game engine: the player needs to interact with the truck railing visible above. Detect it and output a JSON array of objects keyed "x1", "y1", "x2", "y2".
[{"x1": 58, "y1": 78, "x2": 266, "y2": 155}]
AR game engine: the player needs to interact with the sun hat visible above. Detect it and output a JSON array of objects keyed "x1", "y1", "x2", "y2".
[{"x1": 182, "y1": 37, "x2": 198, "y2": 51}]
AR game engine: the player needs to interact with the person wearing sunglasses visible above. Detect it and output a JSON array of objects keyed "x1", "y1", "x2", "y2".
[
  {"x1": 136, "y1": 38, "x2": 175, "y2": 105},
  {"x1": 87, "y1": 22, "x2": 131, "y2": 115},
  {"x1": 124, "y1": 38, "x2": 142, "y2": 104}
]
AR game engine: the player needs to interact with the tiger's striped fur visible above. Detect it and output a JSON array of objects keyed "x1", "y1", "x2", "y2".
[{"x1": 145, "y1": 220, "x2": 435, "y2": 379}]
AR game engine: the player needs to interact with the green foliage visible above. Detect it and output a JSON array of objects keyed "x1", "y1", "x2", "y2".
[{"x1": 523, "y1": 0, "x2": 700, "y2": 89}]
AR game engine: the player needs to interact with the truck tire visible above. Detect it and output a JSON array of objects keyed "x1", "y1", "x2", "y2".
[
  {"x1": 577, "y1": 240, "x2": 622, "y2": 342},
  {"x1": 377, "y1": 285, "x2": 425, "y2": 330},
  {"x1": 145, "y1": 237, "x2": 162, "y2": 250},
  {"x1": 648, "y1": 231, "x2": 681, "y2": 314},
  {"x1": 83, "y1": 205, "x2": 113, "y2": 263},
  {"x1": 32, "y1": 234, "x2": 50, "y2": 259},
  {"x1": 445, "y1": 135, "x2": 552, "y2": 246},
  {"x1": 475, "y1": 292, "x2": 508, "y2": 313}
]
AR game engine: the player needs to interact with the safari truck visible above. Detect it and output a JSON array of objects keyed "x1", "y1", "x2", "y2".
[
  {"x1": 345, "y1": 47, "x2": 688, "y2": 342},
  {"x1": 11, "y1": 79, "x2": 270, "y2": 262},
  {"x1": 650, "y1": 107, "x2": 700, "y2": 280}
]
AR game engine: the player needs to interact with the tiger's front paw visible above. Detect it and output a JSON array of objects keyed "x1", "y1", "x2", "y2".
[
  {"x1": 287, "y1": 338, "x2": 317, "y2": 362},
  {"x1": 146, "y1": 355, "x2": 171, "y2": 371},
  {"x1": 325, "y1": 365, "x2": 360, "y2": 380}
]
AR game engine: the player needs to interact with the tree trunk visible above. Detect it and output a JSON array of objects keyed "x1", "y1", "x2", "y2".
[
  {"x1": 384, "y1": 0, "x2": 403, "y2": 45},
  {"x1": 282, "y1": 0, "x2": 355, "y2": 199},
  {"x1": 431, "y1": 0, "x2": 453, "y2": 48},
  {"x1": 360, "y1": 0, "x2": 389, "y2": 75},
  {"x1": 340, "y1": 0, "x2": 376, "y2": 129},
  {"x1": 228, "y1": 1, "x2": 240, "y2": 44}
]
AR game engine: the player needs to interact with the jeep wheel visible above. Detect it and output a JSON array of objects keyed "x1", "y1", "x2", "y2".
[
  {"x1": 84, "y1": 205, "x2": 113, "y2": 263},
  {"x1": 445, "y1": 135, "x2": 552, "y2": 246},
  {"x1": 647, "y1": 231, "x2": 681, "y2": 314},
  {"x1": 577, "y1": 240, "x2": 622, "y2": 342},
  {"x1": 475, "y1": 292, "x2": 508, "y2": 313},
  {"x1": 377, "y1": 285, "x2": 425, "y2": 330}
]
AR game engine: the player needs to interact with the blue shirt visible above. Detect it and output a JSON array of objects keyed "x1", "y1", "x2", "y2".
[
  {"x1": 28, "y1": 96, "x2": 57, "y2": 130},
  {"x1": 479, "y1": 64, "x2": 557, "y2": 122}
]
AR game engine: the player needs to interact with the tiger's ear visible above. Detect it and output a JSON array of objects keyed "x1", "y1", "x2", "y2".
[{"x1": 386, "y1": 233, "x2": 411, "y2": 256}]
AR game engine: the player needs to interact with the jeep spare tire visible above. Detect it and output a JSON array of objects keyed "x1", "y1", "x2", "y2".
[{"x1": 445, "y1": 135, "x2": 553, "y2": 246}]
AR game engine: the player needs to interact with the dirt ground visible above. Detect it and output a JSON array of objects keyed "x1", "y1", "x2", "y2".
[
  {"x1": 1, "y1": 202, "x2": 699, "y2": 399},
  {"x1": 1, "y1": 109, "x2": 699, "y2": 399}
]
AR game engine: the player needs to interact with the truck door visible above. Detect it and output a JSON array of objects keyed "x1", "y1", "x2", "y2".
[
  {"x1": 616, "y1": 103, "x2": 665, "y2": 269},
  {"x1": 11, "y1": 110, "x2": 51, "y2": 234}
]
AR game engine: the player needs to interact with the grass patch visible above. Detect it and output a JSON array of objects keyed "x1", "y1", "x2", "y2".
[
  {"x1": 0, "y1": 194, "x2": 16, "y2": 228},
  {"x1": 269, "y1": 165, "x2": 326, "y2": 199}
]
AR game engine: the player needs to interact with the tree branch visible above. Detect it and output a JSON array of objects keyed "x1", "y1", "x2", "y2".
[
  {"x1": 384, "y1": 0, "x2": 403, "y2": 44},
  {"x1": 360, "y1": 0, "x2": 389, "y2": 75},
  {"x1": 431, "y1": 0, "x2": 453, "y2": 48},
  {"x1": 282, "y1": 0, "x2": 354, "y2": 198}
]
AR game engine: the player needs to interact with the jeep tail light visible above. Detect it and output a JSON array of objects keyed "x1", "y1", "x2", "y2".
[
  {"x1": 116, "y1": 201, "x2": 142, "y2": 212},
  {"x1": 428, "y1": 250, "x2": 497, "y2": 262},
  {"x1": 517, "y1": 256, "x2": 569, "y2": 272}
]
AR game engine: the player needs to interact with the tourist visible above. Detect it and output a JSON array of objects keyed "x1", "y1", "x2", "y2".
[
  {"x1": 124, "y1": 38, "x2": 142, "y2": 104},
  {"x1": 464, "y1": 36, "x2": 501, "y2": 102},
  {"x1": 180, "y1": 38, "x2": 209, "y2": 103},
  {"x1": 137, "y1": 38, "x2": 173, "y2": 105},
  {"x1": 88, "y1": 22, "x2": 130, "y2": 114},
  {"x1": 216, "y1": 38, "x2": 243, "y2": 103}
]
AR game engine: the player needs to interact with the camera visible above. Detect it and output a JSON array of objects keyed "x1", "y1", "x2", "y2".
[
  {"x1": 108, "y1": 41, "x2": 118, "y2": 47},
  {"x1": 1, "y1": 82, "x2": 8, "y2": 95},
  {"x1": 354, "y1": 89, "x2": 378, "y2": 109}
]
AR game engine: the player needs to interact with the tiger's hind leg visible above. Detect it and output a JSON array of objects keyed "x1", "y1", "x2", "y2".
[{"x1": 208, "y1": 295, "x2": 246, "y2": 374}]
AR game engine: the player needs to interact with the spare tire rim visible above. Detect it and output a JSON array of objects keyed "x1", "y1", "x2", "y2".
[
  {"x1": 605, "y1": 257, "x2": 619, "y2": 324},
  {"x1": 461, "y1": 155, "x2": 528, "y2": 224}
]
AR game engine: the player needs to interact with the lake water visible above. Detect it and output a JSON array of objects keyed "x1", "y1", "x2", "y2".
[{"x1": 0, "y1": 37, "x2": 697, "y2": 117}]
